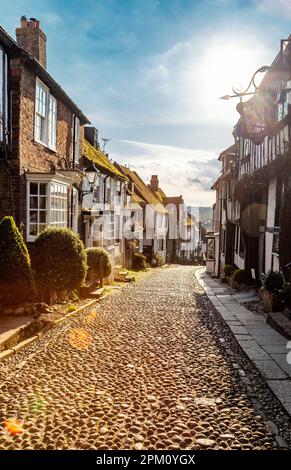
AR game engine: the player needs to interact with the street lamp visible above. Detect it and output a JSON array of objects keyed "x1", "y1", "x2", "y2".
[{"x1": 80, "y1": 168, "x2": 101, "y2": 200}]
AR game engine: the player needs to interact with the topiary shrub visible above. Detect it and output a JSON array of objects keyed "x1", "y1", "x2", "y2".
[
  {"x1": 86, "y1": 247, "x2": 112, "y2": 286},
  {"x1": 132, "y1": 252, "x2": 147, "y2": 271},
  {"x1": 233, "y1": 269, "x2": 246, "y2": 285},
  {"x1": 152, "y1": 253, "x2": 164, "y2": 267},
  {"x1": 32, "y1": 228, "x2": 87, "y2": 302},
  {"x1": 224, "y1": 264, "x2": 235, "y2": 277},
  {"x1": 262, "y1": 270, "x2": 284, "y2": 293},
  {"x1": 0, "y1": 216, "x2": 35, "y2": 305}
]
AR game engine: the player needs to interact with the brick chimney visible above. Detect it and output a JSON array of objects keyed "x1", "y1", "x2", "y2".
[
  {"x1": 16, "y1": 16, "x2": 47, "y2": 68},
  {"x1": 149, "y1": 175, "x2": 159, "y2": 192}
]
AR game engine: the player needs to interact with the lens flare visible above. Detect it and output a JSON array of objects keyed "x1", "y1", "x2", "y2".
[
  {"x1": 86, "y1": 310, "x2": 97, "y2": 323},
  {"x1": 68, "y1": 328, "x2": 92, "y2": 350},
  {"x1": 4, "y1": 418, "x2": 24, "y2": 436}
]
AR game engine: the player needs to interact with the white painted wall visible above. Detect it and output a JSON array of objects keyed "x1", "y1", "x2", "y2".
[{"x1": 265, "y1": 177, "x2": 276, "y2": 273}]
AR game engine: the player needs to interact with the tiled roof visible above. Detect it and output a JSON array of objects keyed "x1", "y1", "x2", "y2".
[
  {"x1": 218, "y1": 144, "x2": 236, "y2": 160},
  {"x1": 83, "y1": 140, "x2": 126, "y2": 179},
  {"x1": 166, "y1": 195, "x2": 184, "y2": 206},
  {"x1": 153, "y1": 187, "x2": 167, "y2": 203},
  {"x1": 115, "y1": 163, "x2": 168, "y2": 214}
]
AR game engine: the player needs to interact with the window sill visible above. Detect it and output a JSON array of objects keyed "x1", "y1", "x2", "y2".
[{"x1": 34, "y1": 139, "x2": 56, "y2": 153}]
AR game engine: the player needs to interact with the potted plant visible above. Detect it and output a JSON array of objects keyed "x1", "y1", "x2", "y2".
[{"x1": 260, "y1": 270, "x2": 284, "y2": 312}]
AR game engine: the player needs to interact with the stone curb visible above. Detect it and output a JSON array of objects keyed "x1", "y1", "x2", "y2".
[
  {"x1": 194, "y1": 268, "x2": 291, "y2": 422},
  {"x1": 0, "y1": 298, "x2": 100, "y2": 363}
]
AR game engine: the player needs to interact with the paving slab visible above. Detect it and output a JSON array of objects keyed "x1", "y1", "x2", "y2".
[
  {"x1": 252, "y1": 359, "x2": 288, "y2": 380},
  {"x1": 262, "y1": 344, "x2": 290, "y2": 354},
  {"x1": 196, "y1": 268, "x2": 291, "y2": 417},
  {"x1": 229, "y1": 325, "x2": 249, "y2": 335},
  {"x1": 267, "y1": 380, "x2": 291, "y2": 405},
  {"x1": 0, "y1": 315, "x2": 35, "y2": 351},
  {"x1": 270, "y1": 354, "x2": 291, "y2": 377}
]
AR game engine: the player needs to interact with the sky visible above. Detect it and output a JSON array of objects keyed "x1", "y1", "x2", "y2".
[{"x1": 1, "y1": 0, "x2": 291, "y2": 205}]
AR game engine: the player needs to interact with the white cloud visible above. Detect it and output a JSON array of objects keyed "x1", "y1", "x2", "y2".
[
  {"x1": 137, "y1": 31, "x2": 272, "y2": 129},
  {"x1": 111, "y1": 139, "x2": 217, "y2": 206},
  {"x1": 255, "y1": 0, "x2": 291, "y2": 17}
]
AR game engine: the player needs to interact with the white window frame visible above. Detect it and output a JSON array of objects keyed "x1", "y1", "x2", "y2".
[
  {"x1": 35, "y1": 79, "x2": 57, "y2": 150},
  {"x1": 71, "y1": 187, "x2": 79, "y2": 233},
  {"x1": 73, "y1": 115, "x2": 80, "y2": 164},
  {"x1": 26, "y1": 175, "x2": 69, "y2": 242}
]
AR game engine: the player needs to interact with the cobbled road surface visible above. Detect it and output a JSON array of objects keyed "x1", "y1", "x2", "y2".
[{"x1": 0, "y1": 266, "x2": 279, "y2": 450}]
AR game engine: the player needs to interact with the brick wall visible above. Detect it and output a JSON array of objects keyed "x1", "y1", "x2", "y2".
[{"x1": 0, "y1": 57, "x2": 85, "y2": 236}]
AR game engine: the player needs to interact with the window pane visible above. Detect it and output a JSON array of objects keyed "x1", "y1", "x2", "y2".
[
  {"x1": 39, "y1": 211, "x2": 46, "y2": 223},
  {"x1": 39, "y1": 224, "x2": 47, "y2": 234},
  {"x1": 48, "y1": 96, "x2": 57, "y2": 149},
  {"x1": 40, "y1": 183, "x2": 47, "y2": 195},
  {"x1": 39, "y1": 197, "x2": 47, "y2": 209},
  {"x1": 30, "y1": 196, "x2": 38, "y2": 209},
  {"x1": 30, "y1": 211, "x2": 38, "y2": 223},
  {"x1": 74, "y1": 116, "x2": 80, "y2": 163},
  {"x1": 30, "y1": 182, "x2": 38, "y2": 195},
  {"x1": 29, "y1": 225, "x2": 38, "y2": 236}
]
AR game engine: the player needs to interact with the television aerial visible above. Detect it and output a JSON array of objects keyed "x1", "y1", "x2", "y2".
[{"x1": 101, "y1": 138, "x2": 111, "y2": 151}]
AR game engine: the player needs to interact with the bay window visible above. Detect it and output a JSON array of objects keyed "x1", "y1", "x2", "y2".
[
  {"x1": 35, "y1": 80, "x2": 57, "y2": 150},
  {"x1": 27, "y1": 178, "x2": 69, "y2": 241},
  {"x1": 0, "y1": 46, "x2": 8, "y2": 143}
]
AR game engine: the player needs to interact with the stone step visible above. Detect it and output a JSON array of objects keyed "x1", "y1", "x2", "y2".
[
  {"x1": 88, "y1": 288, "x2": 105, "y2": 299},
  {"x1": 267, "y1": 312, "x2": 291, "y2": 340},
  {"x1": 114, "y1": 275, "x2": 133, "y2": 283}
]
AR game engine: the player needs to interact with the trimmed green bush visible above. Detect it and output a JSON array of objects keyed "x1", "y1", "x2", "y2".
[
  {"x1": 86, "y1": 247, "x2": 112, "y2": 283},
  {"x1": 0, "y1": 216, "x2": 35, "y2": 305},
  {"x1": 262, "y1": 270, "x2": 284, "y2": 292},
  {"x1": 133, "y1": 252, "x2": 147, "y2": 271},
  {"x1": 233, "y1": 269, "x2": 246, "y2": 285},
  {"x1": 32, "y1": 228, "x2": 87, "y2": 301},
  {"x1": 152, "y1": 253, "x2": 164, "y2": 267},
  {"x1": 224, "y1": 264, "x2": 235, "y2": 277}
]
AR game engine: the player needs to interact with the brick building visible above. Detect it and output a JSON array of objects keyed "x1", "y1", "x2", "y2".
[{"x1": 0, "y1": 17, "x2": 89, "y2": 243}]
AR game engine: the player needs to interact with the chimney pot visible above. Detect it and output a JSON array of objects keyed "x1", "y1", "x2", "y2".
[{"x1": 20, "y1": 16, "x2": 27, "y2": 28}]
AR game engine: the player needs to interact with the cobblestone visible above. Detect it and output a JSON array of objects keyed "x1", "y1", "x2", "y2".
[{"x1": 0, "y1": 266, "x2": 287, "y2": 449}]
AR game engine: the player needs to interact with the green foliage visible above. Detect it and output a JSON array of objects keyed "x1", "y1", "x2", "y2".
[
  {"x1": 233, "y1": 269, "x2": 246, "y2": 285},
  {"x1": 262, "y1": 270, "x2": 284, "y2": 293},
  {"x1": 69, "y1": 290, "x2": 80, "y2": 302},
  {"x1": 86, "y1": 247, "x2": 112, "y2": 281},
  {"x1": 133, "y1": 252, "x2": 147, "y2": 271},
  {"x1": 32, "y1": 228, "x2": 87, "y2": 298},
  {"x1": 224, "y1": 264, "x2": 235, "y2": 277},
  {"x1": 152, "y1": 253, "x2": 164, "y2": 267},
  {"x1": 67, "y1": 304, "x2": 77, "y2": 313},
  {"x1": 0, "y1": 216, "x2": 35, "y2": 305}
]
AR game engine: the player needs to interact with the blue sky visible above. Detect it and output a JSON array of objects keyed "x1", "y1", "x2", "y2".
[{"x1": 1, "y1": 0, "x2": 291, "y2": 205}]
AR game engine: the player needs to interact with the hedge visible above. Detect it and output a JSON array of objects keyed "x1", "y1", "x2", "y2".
[
  {"x1": 32, "y1": 228, "x2": 87, "y2": 301},
  {"x1": 86, "y1": 247, "x2": 112, "y2": 283},
  {"x1": 0, "y1": 216, "x2": 35, "y2": 305}
]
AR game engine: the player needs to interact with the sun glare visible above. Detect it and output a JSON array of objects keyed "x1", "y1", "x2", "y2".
[{"x1": 202, "y1": 40, "x2": 267, "y2": 98}]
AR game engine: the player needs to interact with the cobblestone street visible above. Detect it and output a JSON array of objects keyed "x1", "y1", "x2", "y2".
[{"x1": 0, "y1": 265, "x2": 288, "y2": 450}]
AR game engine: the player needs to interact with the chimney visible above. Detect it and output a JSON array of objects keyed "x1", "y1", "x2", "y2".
[
  {"x1": 150, "y1": 175, "x2": 159, "y2": 192},
  {"x1": 16, "y1": 16, "x2": 47, "y2": 68}
]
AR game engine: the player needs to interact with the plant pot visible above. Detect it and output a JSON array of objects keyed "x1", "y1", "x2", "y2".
[{"x1": 259, "y1": 287, "x2": 284, "y2": 312}]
